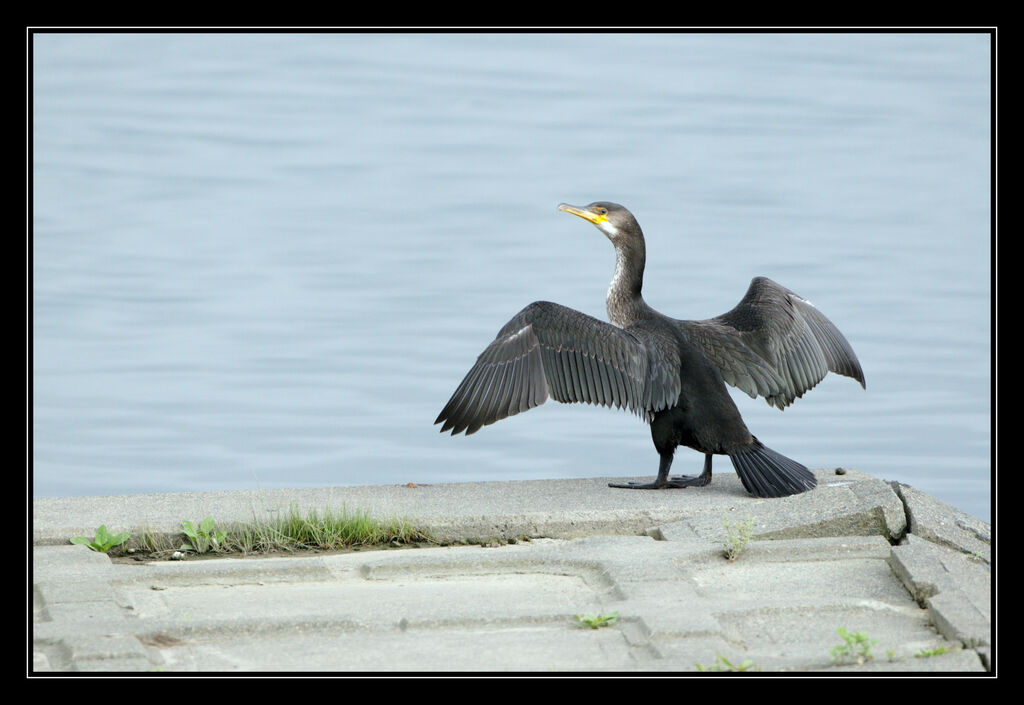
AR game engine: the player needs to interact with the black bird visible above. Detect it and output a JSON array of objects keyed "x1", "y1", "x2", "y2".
[{"x1": 435, "y1": 202, "x2": 865, "y2": 497}]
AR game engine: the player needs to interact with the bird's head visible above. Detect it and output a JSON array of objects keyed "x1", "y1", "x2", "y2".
[{"x1": 557, "y1": 201, "x2": 642, "y2": 247}]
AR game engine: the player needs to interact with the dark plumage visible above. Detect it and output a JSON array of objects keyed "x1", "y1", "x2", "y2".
[{"x1": 435, "y1": 202, "x2": 865, "y2": 497}]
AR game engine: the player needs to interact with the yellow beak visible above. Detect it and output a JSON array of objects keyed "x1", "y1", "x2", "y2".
[{"x1": 558, "y1": 203, "x2": 607, "y2": 225}]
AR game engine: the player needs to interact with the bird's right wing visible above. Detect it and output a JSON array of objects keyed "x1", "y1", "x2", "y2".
[{"x1": 435, "y1": 301, "x2": 677, "y2": 435}]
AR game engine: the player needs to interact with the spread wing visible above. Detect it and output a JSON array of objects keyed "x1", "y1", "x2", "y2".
[
  {"x1": 436, "y1": 301, "x2": 680, "y2": 435},
  {"x1": 679, "y1": 276, "x2": 865, "y2": 409}
]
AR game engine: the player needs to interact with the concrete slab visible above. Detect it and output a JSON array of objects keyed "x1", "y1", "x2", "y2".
[
  {"x1": 893, "y1": 482, "x2": 992, "y2": 562},
  {"x1": 889, "y1": 534, "x2": 991, "y2": 649},
  {"x1": 31, "y1": 469, "x2": 993, "y2": 674}
]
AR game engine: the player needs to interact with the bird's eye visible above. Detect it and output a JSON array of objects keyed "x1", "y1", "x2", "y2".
[{"x1": 598, "y1": 208, "x2": 608, "y2": 215}]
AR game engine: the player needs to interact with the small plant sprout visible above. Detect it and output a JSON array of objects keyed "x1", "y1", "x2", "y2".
[
  {"x1": 70, "y1": 525, "x2": 132, "y2": 553},
  {"x1": 830, "y1": 627, "x2": 877, "y2": 665},
  {"x1": 723, "y1": 517, "x2": 755, "y2": 561},
  {"x1": 915, "y1": 646, "x2": 953, "y2": 658},
  {"x1": 573, "y1": 611, "x2": 619, "y2": 629},
  {"x1": 695, "y1": 654, "x2": 760, "y2": 672},
  {"x1": 180, "y1": 516, "x2": 227, "y2": 554}
]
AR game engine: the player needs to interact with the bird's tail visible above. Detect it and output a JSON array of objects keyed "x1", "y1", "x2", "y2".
[{"x1": 727, "y1": 439, "x2": 816, "y2": 498}]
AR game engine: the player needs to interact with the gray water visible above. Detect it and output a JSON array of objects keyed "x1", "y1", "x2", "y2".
[{"x1": 32, "y1": 33, "x2": 992, "y2": 522}]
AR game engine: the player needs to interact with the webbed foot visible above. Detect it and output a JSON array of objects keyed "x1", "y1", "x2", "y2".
[{"x1": 608, "y1": 473, "x2": 710, "y2": 490}]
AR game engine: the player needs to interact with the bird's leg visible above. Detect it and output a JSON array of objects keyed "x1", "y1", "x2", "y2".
[
  {"x1": 670, "y1": 453, "x2": 713, "y2": 486},
  {"x1": 609, "y1": 453, "x2": 713, "y2": 490}
]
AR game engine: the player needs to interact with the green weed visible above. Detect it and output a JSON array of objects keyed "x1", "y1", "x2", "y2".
[
  {"x1": 573, "y1": 611, "x2": 619, "y2": 629},
  {"x1": 830, "y1": 627, "x2": 877, "y2": 665},
  {"x1": 695, "y1": 654, "x2": 760, "y2": 672},
  {"x1": 70, "y1": 525, "x2": 131, "y2": 553},
  {"x1": 180, "y1": 516, "x2": 227, "y2": 554},
  {"x1": 723, "y1": 517, "x2": 755, "y2": 561},
  {"x1": 915, "y1": 646, "x2": 956, "y2": 658}
]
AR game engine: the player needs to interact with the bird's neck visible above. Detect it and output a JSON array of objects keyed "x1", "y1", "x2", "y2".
[{"x1": 606, "y1": 239, "x2": 648, "y2": 327}]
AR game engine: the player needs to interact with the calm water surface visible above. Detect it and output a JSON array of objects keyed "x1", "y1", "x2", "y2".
[{"x1": 32, "y1": 33, "x2": 992, "y2": 522}]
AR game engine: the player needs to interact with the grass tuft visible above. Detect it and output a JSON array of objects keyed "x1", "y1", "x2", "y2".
[
  {"x1": 723, "y1": 517, "x2": 755, "y2": 561},
  {"x1": 96, "y1": 504, "x2": 436, "y2": 560},
  {"x1": 257, "y1": 505, "x2": 433, "y2": 552}
]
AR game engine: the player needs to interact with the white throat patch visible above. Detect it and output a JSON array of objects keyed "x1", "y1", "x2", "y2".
[{"x1": 597, "y1": 220, "x2": 620, "y2": 239}]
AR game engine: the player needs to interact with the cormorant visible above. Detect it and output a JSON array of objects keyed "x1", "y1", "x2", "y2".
[{"x1": 435, "y1": 202, "x2": 865, "y2": 498}]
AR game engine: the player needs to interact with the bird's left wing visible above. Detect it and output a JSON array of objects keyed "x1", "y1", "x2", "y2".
[
  {"x1": 436, "y1": 300, "x2": 661, "y2": 435},
  {"x1": 678, "y1": 277, "x2": 865, "y2": 409}
]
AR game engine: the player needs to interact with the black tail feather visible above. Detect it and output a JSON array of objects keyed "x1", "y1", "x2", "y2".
[{"x1": 728, "y1": 439, "x2": 816, "y2": 498}]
